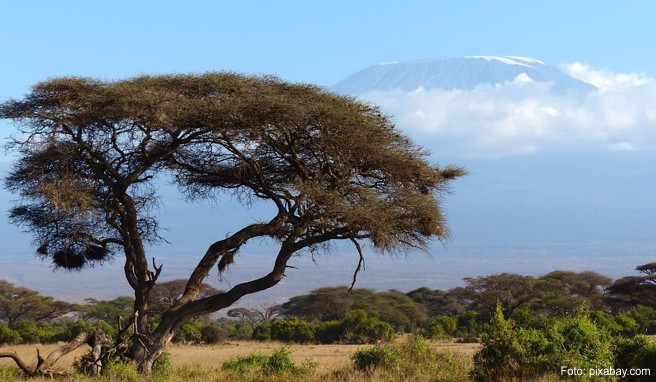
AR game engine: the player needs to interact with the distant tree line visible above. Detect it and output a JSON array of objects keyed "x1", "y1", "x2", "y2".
[{"x1": 2, "y1": 262, "x2": 656, "y2": 346}]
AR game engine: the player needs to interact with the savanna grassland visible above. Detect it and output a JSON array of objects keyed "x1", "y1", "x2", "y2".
[{"x1": 1, "y1": 337, "x2": 480, "y2": 381}]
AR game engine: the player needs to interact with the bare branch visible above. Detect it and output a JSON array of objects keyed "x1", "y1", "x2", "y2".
[{"x1": 348, "y1": 238, "x2": 366, "y2": 294}]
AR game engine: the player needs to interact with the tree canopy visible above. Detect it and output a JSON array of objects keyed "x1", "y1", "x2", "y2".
[
  {"x1": 0, "y1": 280, "x2": 79, "y2": 325},
  {"x1": 606, "y1": 262, "x2": 656, "y2": 310},
  {"x1": 1, "y1": 72, "x2": 463, "y2": 372}
]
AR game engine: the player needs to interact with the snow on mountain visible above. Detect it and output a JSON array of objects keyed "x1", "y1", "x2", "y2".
[{"x1": 333, "y1": 56, "x2": 596, "y2": 94}]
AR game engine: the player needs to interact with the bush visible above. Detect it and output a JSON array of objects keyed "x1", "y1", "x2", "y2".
[
  {"x1": 269, "y1": 318, "x2": 316, "y2": 343},
  {"x1": 173, "y1": 321, "x2": 203, "y2": 344},
  {"x1": 0, "y1": 323, "x2": 22, "y2": 344},
  {"x1": 153, "y1": 352, "x2": 173, "y2": 380},
  {"x1": 472, "y1": 303, "x2": 616, "y2": 381},
  {"x1": 350, "y1": 335, "x2": 469, "y2": 381},
  {"x1": 252, "y1": 321, "x2": 272, "y2": 341},
  {"x1": 422, "y1": 315, "x2": 458, "y2": 338},
  {"x1": 101, "y1": 360, "x2": 139, "y2": 382},
  {"x1": 352, "y1": 345, "x2": 400, "y2": 371},
  {"x1": 629, "y1": 305, "x2": 656, "y2": 334},
  {"x1": 339, "y1": 310, "x2": 394, "y2": 344},
  {"x1": 200, "y1": 324, "x2": 228, "y2": 344},
  {"x1": 550, "y1": 306, "x2": 615, "y2": 376},
  {"x1": 10, "y1": 320, "x2": 55, "y2": 343},
  {"x1": 222, "y1": 346, "x2": 316, "y2": 380},
  {"x1": 614, "y1": 335, "x2": 656, "y2": 380}
]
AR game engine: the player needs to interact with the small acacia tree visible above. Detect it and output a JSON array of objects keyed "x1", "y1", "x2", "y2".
[{"x1": 1, "y1": 73, "x2": 464, "y2": 374}]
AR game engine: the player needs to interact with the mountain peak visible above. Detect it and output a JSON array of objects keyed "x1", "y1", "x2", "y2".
[
  {"x1": 466, "y1": 55, "x2": 546, "y2": 67},
  {"x1": 333, "y1": 56, "x2": 596, "y2": 94}
]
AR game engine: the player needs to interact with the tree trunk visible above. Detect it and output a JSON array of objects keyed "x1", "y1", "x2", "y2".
[{"x1": 133, "y1": 337, "x2": 170, "y2": 375}]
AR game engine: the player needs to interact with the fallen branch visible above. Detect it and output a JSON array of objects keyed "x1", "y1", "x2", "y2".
[{"x1": 0, "y1": 329, "x2": 110, "y2": 377}]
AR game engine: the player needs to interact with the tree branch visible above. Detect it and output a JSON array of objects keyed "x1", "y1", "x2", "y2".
[{"x1": 348, "y1": 238, "x2": 365, "y2": 294}]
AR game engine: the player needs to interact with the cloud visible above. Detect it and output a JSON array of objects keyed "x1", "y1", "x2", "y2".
[
  {"x1": 564, "y1": 62, "x2": 652, "y2": 92},
  {"x1": 358, "y1": 64, "x2": 656, "y2": 158}
]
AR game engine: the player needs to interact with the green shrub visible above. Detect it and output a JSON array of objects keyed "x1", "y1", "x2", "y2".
[
  {"x1": 252, "y1": 321, "x2": 272, "y2": 341},
  {"x1": 262, "y1": 347, "x2": 297, "y2": 375},
  {"x1": 315, "y1": 320, "x2": 344, "y2": 343},
  {"x1": 340, "y1": 309, "x2": 394, "y2": 344},
  {"x1": 223, "y1": 352, "x2": 270, "y2": 372},
  {"x1": 423, "y1": 315, "x2": 459, "y2": 338},
  {"x1": 0, "y1": 367, "x2": 20, "y2": 379},
  {"x1": 200, "y1": 324, "x2": 228, "y2": 344},
  {"x1": 10, "y1": 320, "x2": 50, "y2": 343},
  {"x1": 350, "y1": 335, "x2": 469, "y2": 381},
  {"x1": 550, "y1": 306, "x2": 615, "y2": 376},
  {"x1": 629, "y1": 305, "x2": 656, "y2": 334},
  {"x1": 101, "y1": 359, "x2": 139, "y2": 382},
  {"x1": 173, "y1": 321, "x2": 202, "y2": 343},
  {"x1": 269, "y1": 318, "x2": 316, "y2": 343},
  {"x1": 352, "y1": 344, "x2": 400, "y2": 371},
  {"x1": 455, "y1": 310, "x2": 481, "y2": 339},
  {"x1": 153, "y1": 351, "x2": 173, "y2": 380},
  {"x1": 614, "y1": 335, "x2": 656, "y2": 380},
  {"x1": 222, "y1": 346, "x2": 315, "y2": 380},
  {"x1": 472, "y1": 303, "x2": 616, "y2": 381},
  {"x1": 614, "y1": 313, "x2": 640, "y2": 336},
  {"x1": 0, "y1": 323, "x2": 22, "y2": 344}
]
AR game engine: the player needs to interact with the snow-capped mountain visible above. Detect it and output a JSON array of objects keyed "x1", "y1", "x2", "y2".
[{"x1": 333, "y1": 56, "x2": 596, "y2": 94}]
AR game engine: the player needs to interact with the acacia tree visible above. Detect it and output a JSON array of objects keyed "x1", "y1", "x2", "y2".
[
  {"x1": 1, "y1": 73, "x2": 464, "y2": 373},
  {"x1": 606, "y1": 262, "x2": 656, "y2": 311},
  {"x1": 0, "y1": 280, "x2": 78, "y2": 325}
]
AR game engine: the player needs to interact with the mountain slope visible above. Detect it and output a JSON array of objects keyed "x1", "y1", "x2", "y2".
[{"x1": 333, "y1": 56, "x2": 596, "y2": 94}]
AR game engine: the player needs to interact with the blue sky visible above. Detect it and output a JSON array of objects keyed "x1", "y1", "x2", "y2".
[
  {"x1": 1, "y1": 1, "x2": 656, "y2": 299},
  {"x1": 1, "y1": 0, "x2": 655, "y2": 98},
  {"x1": 2, "y1": 1, "x2": 655, "y2": 161}
]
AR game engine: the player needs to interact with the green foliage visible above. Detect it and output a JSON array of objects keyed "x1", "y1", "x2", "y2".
[
  {"x1": 252, "y1": 321, "x2": 272, "y2": 341},
  {"x1": 338, "y1": 309, "x2": 394, "y2": 344},
  {"x1": 101, "y1": 359, "x2": 140, "y2": 382},
  {"x1": 550, "y1": 306, "x2": 615, "y2": 376},
  {"x1": 269, "y1": 318, "x2": 316, "y2": 343},
  {"x1": 10, "y1": 320, "x2": 59, "y2": 343},
  {"x1": 84, "y1": 296, "x2": 134, "y2": 326},
  {"x1": 628, "y1": 305, "x2": 656, "y2": 334},
  {"x1": 222, "y1": 346, "x2": 316, "y2": 381},
  {"x1": 0, "y1": 322, "x2": 22, "y2": 344},
  {"x1": 0, "y1": 367, "x2": 20, "y2": 379},
  {"x1": 352, "y1": 344, "x2": 400, "y2": 371},
  {"x1": 252, "y1": 319, "x2": 315, "y2": 343},
  {"x1": 0, "y1": 280, "x2": 79, "y2": 325},
  {"x1": 351, "y1": 335, "x2": 469, "y2": 381},
  {"x1": 172, "y1": 321, "x2": 203, "y2": 343},
  {"x1": 252, "y1": 310, "x2": 393, "y2": 344},
  {"x1": 200, "y1": 323, "x2": 228, "y2": 344},
  {"x1": 422, "y1": 315, "x2": 458, "y2": 338},
  {"x1": 614, "y1": 313, "x2": 640, "y2": 336},
  {"x1": 222, "y1": 352, "x2": 270, "y2": 372},
  {"x1": 455, "y1": 310, "x2": 482, "y2": 339},
  {"x1": 472, "y1": 303, "x2": 617, "y2": 381},
  {"x1": 614, "y1": 335, "x2": 656, "y2": 380},
  {"x1": 152, "y1": 352, "x2": 173, "y2": 380},
  {"x1": 262, "y1": 347, "x2": 297, "y2": 375},
  {"x1": 282, "y1": 286, "x2": 427, "y2": 331}
]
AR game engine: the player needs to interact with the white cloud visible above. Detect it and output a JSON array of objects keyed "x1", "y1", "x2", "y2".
[
  {"x1": 564, "y1": 62, "x2": 652, "y2": 92},
  {"x1": 359, "y1": 64, "x2": 656, "y2": 158}
]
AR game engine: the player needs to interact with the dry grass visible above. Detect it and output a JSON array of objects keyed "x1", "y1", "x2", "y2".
[
  {"x1": 0, "y1": 342, "x2": 89, "y2": 371},
  {"x1": 0, "y1": 338, "x2": 481, "y2": 381},
  {"x1": 167, "y1": 338, "x2": 480, "y2": 371}
]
